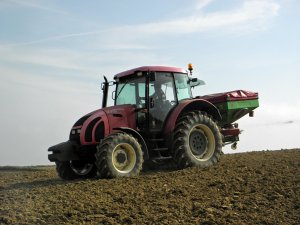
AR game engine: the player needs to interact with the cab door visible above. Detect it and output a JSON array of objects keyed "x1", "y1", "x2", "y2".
[{"x1": 147, "y1": 72, "x2": 177, "y2": 131}]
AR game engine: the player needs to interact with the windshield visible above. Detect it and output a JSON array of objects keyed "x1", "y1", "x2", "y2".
[
  {"x1": 115, "y1": 76, "x2": 145, "y2": 106},
  {"x1": 115, "y1": 73, "x2": 191, "y2": 105},
  {"x1": 174, "y1": 73, "x2": 192, "y2": 101}
]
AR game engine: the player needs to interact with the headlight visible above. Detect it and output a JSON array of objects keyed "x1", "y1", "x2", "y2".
[{"x1": 71, "y1": 126, "x2": 82, "y2": 135}]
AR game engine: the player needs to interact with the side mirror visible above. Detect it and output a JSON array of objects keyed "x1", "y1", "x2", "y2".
[{"x1": 189, "y1": 77, "x2": 206, "y2": 87}]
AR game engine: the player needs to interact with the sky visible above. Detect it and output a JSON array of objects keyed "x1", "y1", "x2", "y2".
[{"x1": 0, "y1": 0, "x2": 299, "y2": 165}]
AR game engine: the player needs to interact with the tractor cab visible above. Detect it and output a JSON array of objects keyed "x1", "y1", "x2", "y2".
[{"x1": 103, "y1": 66, "x2": 202, "y2": 132}]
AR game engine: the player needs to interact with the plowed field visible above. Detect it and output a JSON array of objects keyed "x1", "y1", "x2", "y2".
[{"x1": 1, "y1": 149, "x2": 299, "y2": 224}]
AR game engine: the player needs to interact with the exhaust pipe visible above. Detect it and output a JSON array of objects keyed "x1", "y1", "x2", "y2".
[{"x1": 102, "y1": 76, "x2": 109, "y2": 108}]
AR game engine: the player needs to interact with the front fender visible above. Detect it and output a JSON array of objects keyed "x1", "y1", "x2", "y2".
[{"x1": 113, "y1": 127, "x2": 149, "y2": 160}]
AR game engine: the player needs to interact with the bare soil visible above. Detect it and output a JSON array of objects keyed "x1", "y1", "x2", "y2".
[{"x1": 1, "y1": 149, "x2": 299, "y2": 225}]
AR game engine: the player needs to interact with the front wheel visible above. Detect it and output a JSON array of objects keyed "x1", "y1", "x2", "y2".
[
  {"x1": 95, "y1": 132, "x2": 143, "y2": 178},
  {"x1": 173, "y1": 111, "x2": 223, "y2": 169},
  {"x1": 55, "y1": 160, "x2": 97, "y2": 180}
]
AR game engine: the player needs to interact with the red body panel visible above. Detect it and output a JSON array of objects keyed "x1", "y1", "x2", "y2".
[
  {"x1": 80, "y1": 105, "x2": 136, "y2": 145},
  {"x1": 80, "y1": 109, "x2": 109, "y2": 145},
  {"x1": 114, "y1": 66, "x2": 186, "y2": 79},
  {"x1": 221, "y1": 128, "x2": 240, "y2": 136},
  {"x1": 102, "y1": 105, "x2": 136, "y2": 132}
]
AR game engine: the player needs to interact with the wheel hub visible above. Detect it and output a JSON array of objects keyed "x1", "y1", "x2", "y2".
[
  {"x1": 114, "y1": 149, "x2": 128, "y2": 167},
  {"x1": 112, "y1": 143, "x2": 136, "y2": 173},
  {"x1": 189, "y1": 129, "x2": 208, "y2": 156}
]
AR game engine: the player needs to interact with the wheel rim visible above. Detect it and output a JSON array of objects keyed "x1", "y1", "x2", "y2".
[
  {"x1": 70, "y1": 161, "x2": 94, "y2": 176},
  {"x1": 188, "y1": 124, "x2": 215, "y2": 161},
  {"x1": 112, "y1": 143, "x2": 136, "y2": 173}
]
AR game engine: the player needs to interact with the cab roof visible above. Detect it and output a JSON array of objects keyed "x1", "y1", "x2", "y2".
[{"x1": 114, "y1": 66, "x2": 187, "y2": 79}]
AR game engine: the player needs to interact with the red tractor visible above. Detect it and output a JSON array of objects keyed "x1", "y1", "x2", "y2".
[{"x1": 48, "y1": 65, "x2": 259, "y2": 179}]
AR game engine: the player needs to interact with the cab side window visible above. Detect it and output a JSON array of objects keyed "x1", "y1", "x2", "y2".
[{"x1": 115, "y1": 77, "x2": 145, "y2": 106}]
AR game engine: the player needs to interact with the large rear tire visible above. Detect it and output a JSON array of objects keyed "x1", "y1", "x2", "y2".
[
  {"x1": 173, "y1": 111, "x2": 222, "y2": 169},
  {"x1": 55, "y1": 160, "x2": 97, "y2": 180},
  {"x1": 95, "y1": 132, "x2": 143, "y2": 178}
]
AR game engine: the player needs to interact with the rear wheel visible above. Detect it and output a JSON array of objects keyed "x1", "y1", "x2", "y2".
[
  {"x1": 95, "y1": 133, "x2": 143, "y2": 178},
  {"x1": 55, "y1": 160, "x2": 97, "y2": 180},
  {"x1": 173, "y1": 111, "x2": 222, "y2": 169}
]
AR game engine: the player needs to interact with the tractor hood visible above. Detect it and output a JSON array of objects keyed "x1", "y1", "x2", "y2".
[{"x1": 70, "y1": 105, "x2": 136, "y2": 145}]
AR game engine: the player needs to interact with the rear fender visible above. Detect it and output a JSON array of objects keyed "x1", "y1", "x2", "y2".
[
  {"x1": 113, "y1": 127, "x2": 149, "y2": 160},
  {"x1": 164, "y1": 99, "x2": 221, "y2": 136}
]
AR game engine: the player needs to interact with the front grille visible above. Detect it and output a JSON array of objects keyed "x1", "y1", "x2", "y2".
[
  {"x1": 85, "y1": 117, "x2": 101, "y2": 142},
  {"x1": 95, "y1": 121, "x2": 105, "y2": 142}
]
